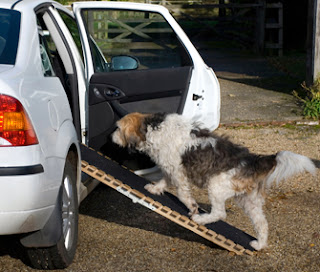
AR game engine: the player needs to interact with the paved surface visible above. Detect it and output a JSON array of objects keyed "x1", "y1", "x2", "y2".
[{"x1": 198, "y1": 48, "x2": 304, "y2": 124}]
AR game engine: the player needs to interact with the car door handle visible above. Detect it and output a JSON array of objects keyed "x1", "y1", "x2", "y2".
[
  {"x1": 89, "y1": 84, "x2": 126, "y2": 105},
  {"x1": 104, "y1": 87, "x2": 122, "y2": 98}
]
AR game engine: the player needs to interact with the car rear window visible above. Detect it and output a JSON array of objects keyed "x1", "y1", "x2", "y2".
[{"x1": 0, "y1": 8, "x2": 21, "y2": 65}]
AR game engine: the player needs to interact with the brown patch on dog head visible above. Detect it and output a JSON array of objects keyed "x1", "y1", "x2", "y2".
[{"x1": 114, "y1": 112, "x2": 150, "y2": 148}]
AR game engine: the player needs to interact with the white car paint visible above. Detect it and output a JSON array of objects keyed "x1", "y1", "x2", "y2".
[{"x1": 0, "y1": 0, "x2": 80, "y2": 235}]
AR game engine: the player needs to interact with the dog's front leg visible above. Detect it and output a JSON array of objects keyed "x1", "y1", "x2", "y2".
[
  {"x1": 144, "y1": 178, "x2": 167, "y2": 195},
  {"x1": 175, "y1": 183, "x2": 199, "y2": 216}
]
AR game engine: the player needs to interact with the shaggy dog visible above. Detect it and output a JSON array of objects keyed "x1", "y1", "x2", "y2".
[{"x1": 112, "y1": 112, "x2": 316, "y2": 250}]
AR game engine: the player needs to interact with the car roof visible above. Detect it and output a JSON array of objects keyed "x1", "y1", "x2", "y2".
[
  {"x1": 0, "y1": 0, "x2": 17, "y2": 9},
  {"x1": 0, "y1": 0, "x2": 65, "y2": 12}
]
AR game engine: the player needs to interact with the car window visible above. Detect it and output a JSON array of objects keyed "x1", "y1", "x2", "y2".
[
  {"x1": 58, "y1": 10, "x2": 84, "y2": 63},
  {"x1": 81, "y1": 9, "x2": 192, "y2": 73},
  {"x1": 38, "y1": 26, "x2": 56, "y2": 77},
  {"x1": 37, "y1": 19, "x2": 57, "y2": 77},
  {"x1": 37, "y1": 13, "x2": 69, "y2": 93},
  {"x1": 0, "y1": 8, "x2": 21, "y2": 65}
]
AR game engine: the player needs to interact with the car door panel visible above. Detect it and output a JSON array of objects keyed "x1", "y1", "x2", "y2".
[
  {"x1": 87, "y1": 66, "x2": 192, "y2": 147},
  {"x1": 73, "y1": 2, "x2": 220, "y2": 149},
  {"x1": 89, "y1": 101, "x2": 114, "y2": 139},
  {"x1": 89, "y1": 66, "x2": 192, "y2": 104}
]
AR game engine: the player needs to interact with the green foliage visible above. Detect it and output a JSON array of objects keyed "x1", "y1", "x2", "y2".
[
  {"x1": 293, "y1": 79, "x2": 320, "y2": 119},
  {"x1": 56, "y1": 0, "x2": 71, "y2": 4}
]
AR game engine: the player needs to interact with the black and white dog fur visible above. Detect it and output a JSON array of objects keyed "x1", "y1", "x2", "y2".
[{"x1": 112, "y1": 112, "x2": 317, "y2": 250}]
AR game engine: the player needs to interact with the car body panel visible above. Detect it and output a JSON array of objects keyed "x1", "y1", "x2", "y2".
[
  {"x1": 0, "y1": 1, "x2": 81, "y2": 235},
  {"x1": 0, "y1": 64, "x2": 14, "y2": 73},
  {"x1": 0, "y1": 1, "x2": 13, "y2": 9},
  {"x1": 48, "y1": 4, "x2": 88, "y2": 144},
  {"x1": 0, "y1": 205, "x2": 54, "y2": 234}
]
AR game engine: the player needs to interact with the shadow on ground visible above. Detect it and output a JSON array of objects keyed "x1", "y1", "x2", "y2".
[
  {"x1": 79, "y1": 184, "x2": 215, "y2": 247},
  {"x1": 197, "y1": 48, "x2": 306, "y2": 124},
  {"x1": 0, "y1": 235, "x2": 30, "y2": 267},
  {"x1": 199, "y1": 48, "x2": 305, "y2": 94}
]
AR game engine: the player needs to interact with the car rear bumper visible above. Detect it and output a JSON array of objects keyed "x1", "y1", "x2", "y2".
[
  {"x1": 0, "y1": 146, "x2": 64, "y2": 235},
  {"x1": 0, "y1": 164, "x2": 44, "y2": 176},
  {"x1": 0, "y1": 170, "x2": 61, "y2": 234},
  {"x1": 0, "y1": 205, "x2": 55, "y2": 234}
]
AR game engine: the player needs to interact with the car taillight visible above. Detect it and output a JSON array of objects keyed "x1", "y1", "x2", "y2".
[{"x1": 0, "y1": 95, "x2": 38, "y2": 146}]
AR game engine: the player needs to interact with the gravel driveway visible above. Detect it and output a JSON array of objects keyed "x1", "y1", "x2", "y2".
[{"x1": 0, "y1": 125, "x2": 319, "y2": 272}]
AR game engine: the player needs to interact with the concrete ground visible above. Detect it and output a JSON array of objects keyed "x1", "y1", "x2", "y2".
[{"x1": 198, "y1": 48, "x2": 305, "y2": 124}]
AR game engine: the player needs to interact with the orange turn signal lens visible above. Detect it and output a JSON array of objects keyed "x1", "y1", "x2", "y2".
[
  {"x1": 3, "y1": 112, "x2": 26, "y2": 131},
  {"x1": 0, "y1": 95, "x2": 38, "y2": 146}
]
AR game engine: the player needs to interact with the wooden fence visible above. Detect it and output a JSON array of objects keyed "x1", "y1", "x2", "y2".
[
  {"x1": 146, "y1": 0, "x2": 283, "y2": 55},
  {"x1": 84, "y1": 9, "x2": 177, "y2": 59},
  {"x1": 86, "y1": 0, "x2": 283, "y2": 56}
]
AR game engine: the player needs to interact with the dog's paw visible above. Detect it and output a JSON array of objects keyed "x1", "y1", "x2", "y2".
[
  {"x1": 250, "y1": 240, "x2": 267, "y2": 251},
  {"x1": 191, "y1": 214, "x2": 203, "y2": 224},
  {"x1": 191, "y1": 213, "x2": 214, "y2": 225},
  {"x1": 188, "y1": 203, "x2": 199, "y2": 217},
  {"x1": 144, "y1": 183, "x2": 164, "y2": 195}
]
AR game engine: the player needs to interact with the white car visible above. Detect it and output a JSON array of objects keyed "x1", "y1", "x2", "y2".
[{"x1": 0, "y1": 0, "x2": 220, "y2": 269}]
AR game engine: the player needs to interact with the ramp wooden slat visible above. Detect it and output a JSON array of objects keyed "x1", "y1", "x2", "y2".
[{"x1": 80, "y1": 145, "x2": 255, "y2": 256}]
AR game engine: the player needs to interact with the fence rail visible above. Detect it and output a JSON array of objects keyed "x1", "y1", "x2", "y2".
[
  {"x1": 144, "y1": 0, "x2": 283, "y2": 54},
  {"x1": 87, "y1": 0, "x2": 282, "y2": 55}
]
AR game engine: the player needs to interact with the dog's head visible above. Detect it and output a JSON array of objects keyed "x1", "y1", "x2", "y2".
[{"x1": 112, "y1": 112, "x2": 150, "y2": 149}]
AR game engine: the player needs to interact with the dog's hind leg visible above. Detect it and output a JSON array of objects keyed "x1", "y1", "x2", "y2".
[
  {"x1": 236, "y1": 191, "x2": 268, "y2": 250},
  {"x1": 192, "y1": 174, "x2": 235, "y2": 225}
]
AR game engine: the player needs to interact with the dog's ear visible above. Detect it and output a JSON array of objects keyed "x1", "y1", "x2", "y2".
[
  {"x1": 126, "y1": 133, "x2": 144, "y2": 149},
  {"x1": 139, "y1": 119, "x2": 148, "y2": 139},
  {"x1": 122, "y1": 113, "x2": 148, "y2": 148}
]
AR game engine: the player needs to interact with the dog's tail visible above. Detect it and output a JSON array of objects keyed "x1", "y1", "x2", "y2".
[{"x1": 265, "y1": 151, "x2": 317, "y2": 188}]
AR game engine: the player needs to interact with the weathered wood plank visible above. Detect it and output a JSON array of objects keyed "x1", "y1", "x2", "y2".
[{"x1": 306, "y1": 0, "x2": 320, "y2": 85}]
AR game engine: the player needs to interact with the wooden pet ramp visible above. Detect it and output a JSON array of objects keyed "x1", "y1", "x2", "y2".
[{"x1": 80, "y1": 145, "x2": 255, "y2": 256}]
